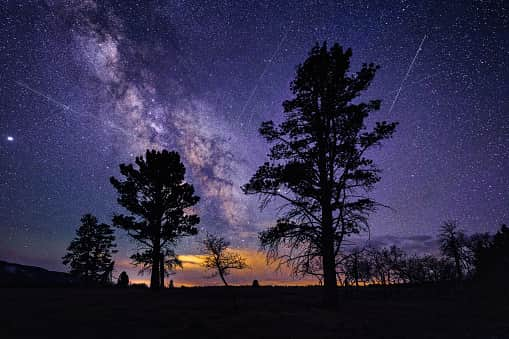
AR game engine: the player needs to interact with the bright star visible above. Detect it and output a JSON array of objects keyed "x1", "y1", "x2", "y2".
[{"x1": 7, "y1": 136, "x2": 14, "y2": 141}]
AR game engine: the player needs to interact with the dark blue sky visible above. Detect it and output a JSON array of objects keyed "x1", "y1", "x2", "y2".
[{"x1": 0, "y1": 0, "x2": 507, "y2": 276}]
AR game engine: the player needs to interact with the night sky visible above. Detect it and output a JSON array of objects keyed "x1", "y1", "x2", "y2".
[{"x1": 0, "y1": 0, "x2": 507, "y2": 285}]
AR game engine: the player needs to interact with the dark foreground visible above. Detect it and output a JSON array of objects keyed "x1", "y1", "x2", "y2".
[{"x1": 0, "y1": 286, "x2": 507, "y2": 339}]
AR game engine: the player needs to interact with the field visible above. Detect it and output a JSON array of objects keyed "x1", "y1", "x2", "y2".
[{"x1": 1, "y1": 286, "x2": 507, "y2": 338}]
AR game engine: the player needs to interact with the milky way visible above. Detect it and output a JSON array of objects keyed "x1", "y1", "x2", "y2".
[{"x1": 0, "y1": 1, "x2": 507, "y2": 284}]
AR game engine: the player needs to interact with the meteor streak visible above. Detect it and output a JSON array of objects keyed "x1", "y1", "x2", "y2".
[
  {"x1": 13, "y1": 80, "x2": 132, "y2": 137},
  {"x1": 242, "y1": 31, "x2": 288, "y2": 127},
  {"x1": 387, "y1": 72, "x2": 440, "y2": 95},
  {"x1": 14, "y1": 81, "x2": 81, "y2": 116},
  {"x1": 388, "y1": 34, "x2": 427, "y2": 115}
]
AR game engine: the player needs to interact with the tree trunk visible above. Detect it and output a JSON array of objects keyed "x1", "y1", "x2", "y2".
[
  {"x1": 159, "y1": 252, "x2": 165, "y2": 288},
  {"x1": 354, "y1": 255, "x2": 359, "y2": 287},
  {"x1": 318, "y1": 111, "x2": 337, "y2": 308},
  {"x1": 218, "y1": 269, "x2": 229, "y2": 287},
  {"x1": 455, "y1": 255, "x2": 462, "y2": 281},
  {"x1": 322, "y1": 206, "x2": 338, "y2": 308},
  {"x1": 150, "y1": 241, "x2": 161, "y2": 289}
]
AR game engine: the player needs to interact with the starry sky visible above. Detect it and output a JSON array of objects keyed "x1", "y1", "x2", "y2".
[{"x1": 0, "y1": 0, "x2": 507, "y2": 285}]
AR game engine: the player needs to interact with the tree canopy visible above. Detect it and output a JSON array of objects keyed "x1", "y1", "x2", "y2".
[
  {"x1": 439, "y1": 221, "x2": 469, "y2": 280},
  {"x1": 110, "y1": 149, "x2": 200, "y2": 289},
  {"x1": 62, "y1": 214, "x2": 117, "y2": 285},
  {"x1": 243, "y1": 42, "x2": 397, "y2": 305}
]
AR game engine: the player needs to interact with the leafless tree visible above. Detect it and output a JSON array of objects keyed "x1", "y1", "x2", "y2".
[
  {"x1": 439, "y1": 220, "x2": 469, "y2": 280},
  {"x1": 201, "y1": 233, "x2": 248, "y2": 286}
]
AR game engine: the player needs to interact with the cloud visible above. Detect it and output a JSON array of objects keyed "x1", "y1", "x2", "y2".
[
  {"x1": 364, "y1": 234, "x2": 440, "y2": 255},
  {"x1": 115, "y1": 248, "x2": 318, "y2": 286}
]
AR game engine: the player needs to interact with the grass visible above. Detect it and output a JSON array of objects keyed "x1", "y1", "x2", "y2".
[{"x1": 0, "y1": 285, "x2": 507, "y2": 338}]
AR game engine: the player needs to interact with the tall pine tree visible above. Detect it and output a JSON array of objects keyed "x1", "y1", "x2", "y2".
[
  {"x1": 243, "y1": 42, "x2": 397, "y2": 306},
  {"x1": 62, "y1": 214, "x2": 117, "y2": 285},
  {"x1": 110, "y1": 149, "x2": 200, "y2": 289}
]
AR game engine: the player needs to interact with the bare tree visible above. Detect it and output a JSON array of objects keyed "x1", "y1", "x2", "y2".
[
  {"x1": 366, "y1": 247, "x2": 390, "y2": 285},
  {"x1": 342, "y1": 247, "x2": 372, "y2": 286},
  {"x1": 439, "y1": 221, "x2": 469, "y2": 281},
  {"x1": 364, "y1": 245, "x2": 409, "y2": 285},
  {"x1": 201, "y1": 234, "x2": 248, "y2": 286}
]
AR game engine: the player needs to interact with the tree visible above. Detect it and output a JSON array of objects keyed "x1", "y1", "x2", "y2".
[
  {"x1": 62, "y1": 214, "x2": 117, "y2": 285},
  {"x1": 471, "y1": 224, "x2": 509, "y2": 283},
  {"x1": 110, "y1": 149, "x2": 200, "y2": 289},
  {"x1": 130, "y1": 248, "x2": 182, "y2": 288},
  {"x1": 487, "y1": 224, "x2": 509, "y2": 282},
  {"x1": 342, "y1": 248, "x2": 372, "y2": 286},
  {"x1": 366, "y1": 246, "x2": 391, "y2": 285},
  {"x1": 242, "y1": 42, "x2": 397, "y2": 305},
  {"x1": 386, "y1": 245, "x2": 406, "y2": 284},
  {"x1": 439, "y1": 221, "x2": 469, "y2": 281},
  {"x1": 117, "y1": 271, "x2": 129, "y2": 287},
  {"x1": 468, "y1": 231, "x2": 492, "y2": 278},
  {"x1": 201, "y1": 233, "x2": 248, "y2": 286}
]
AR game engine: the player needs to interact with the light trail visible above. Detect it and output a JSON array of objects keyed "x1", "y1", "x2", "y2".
[
  {"x1": 14, "y1": 80, "x2": 82, "y2": 116},
  {"x1": 242, "y1": 31, "x2": 288, "y2": 127},
  {"x1": 13, "y1": 80, "x2": 132, "y2": 137},
  {"x1": 388, "y1": 34, "x2": 427, "y2": 115}
]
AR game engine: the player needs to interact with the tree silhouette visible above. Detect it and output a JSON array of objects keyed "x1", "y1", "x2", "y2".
[
  {"x1": 366, "y1": 246, "x2": 391, "y2": 285},
  {"x1": 401, "y1": 254, "x2": 455, "y2": 284},
  {"x1": 242, "y1": 42, "x2": 397, "y2": 305},
  {"x1": 201, "y1": 233, "x2": 248, "y2": 286},
  {"x1": 130, "y1": 248, "x2": 182, "y2": 288},
  {"x1": 471, "y1": 224, "x2": 509, "y2": 283},
  {"x1": 385, "y1": 245, "x2": 407, "y2": 284},
  {"x1": 343, "y1": 248, "x2": 372, "y2": 286},
  {"x1": 117, "y1": 271, "x2": 129, "y2": 287},
  {"x1": 468, "y1": 231, "x2": 492, "y2": 278},
  {"x1": 439, "y1": 221, "x2": 469, "y2": 281},
  {"x1": 110, "y1": 149, "x2": 200, "y2": 289},
  {"x1": 62, "y1": 214, "x2": 117, "y2": 285}
]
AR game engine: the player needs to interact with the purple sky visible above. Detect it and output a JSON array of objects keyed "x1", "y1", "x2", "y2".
[{"x1": 0, "y1": 0, "x2": 507, "y2": 284}]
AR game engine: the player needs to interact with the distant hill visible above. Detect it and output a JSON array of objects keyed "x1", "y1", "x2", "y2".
[{"x1": 0, "y1": 260, "x2": 79, "y2": 287}]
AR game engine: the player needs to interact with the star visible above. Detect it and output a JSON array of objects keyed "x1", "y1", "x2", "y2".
[{"x1": 0, "y1": 0, "x2": 506, "y2": 287}]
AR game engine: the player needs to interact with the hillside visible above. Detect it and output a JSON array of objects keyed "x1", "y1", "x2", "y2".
[{"x1": 0, "y1": 260, "x2": 78, "y2": 287}]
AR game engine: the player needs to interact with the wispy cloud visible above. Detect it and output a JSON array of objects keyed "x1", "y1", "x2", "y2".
[{"x1": 115, "y1": 248, "x2": 318, "y2": 286}]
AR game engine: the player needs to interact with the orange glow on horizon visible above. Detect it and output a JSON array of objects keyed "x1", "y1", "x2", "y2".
[{"x1": 116, "y1": 248, "x2": 319, "y2": 287}]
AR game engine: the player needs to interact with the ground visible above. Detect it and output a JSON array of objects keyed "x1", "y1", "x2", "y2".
[{"x1": 0, "y1": 286, "x2": 507, "y2": 338}]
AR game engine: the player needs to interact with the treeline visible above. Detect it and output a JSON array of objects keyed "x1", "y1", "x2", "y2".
[
  {"x1": 62, "y1": 219, "x2": 508, "y2": 288},
  {"x1": 337, "y1": 222, "x2": 508, "y2": 286},
  {"x1": 62, "y1": 195, "x2": 248, "y2": 288},
  {"x1": 58, "y1": 41, "x2": 507, "y2": 301}
]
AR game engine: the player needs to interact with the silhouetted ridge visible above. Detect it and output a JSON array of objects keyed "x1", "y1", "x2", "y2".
[{"x1": 0, "y1": 260, "x2": 79, "y2": 287}]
